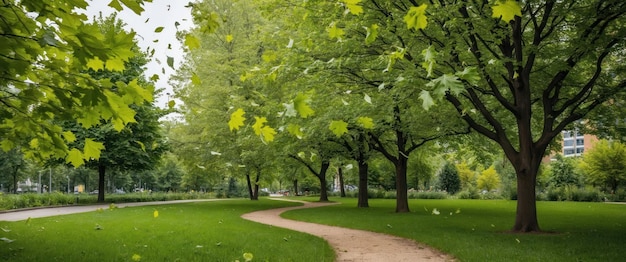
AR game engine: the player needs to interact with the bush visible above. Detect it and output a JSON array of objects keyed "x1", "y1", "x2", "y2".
[{"x1": 410, "y1": 191, "x2": 448, "y2": 199}]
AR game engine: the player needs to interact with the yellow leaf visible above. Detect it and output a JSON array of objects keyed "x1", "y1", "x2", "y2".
[
  {"x1": 492, "y1": 0, "x2": 522, "y2": 23},
  {"x1": 86, "y1": 57, "x2": 104, "y2": 70},
  {"x1": 357, "y1": 117, "x2": 374, "y2": 129},
  {"x1": 66, "y1": 148, "x2": 85, "y2": 167},
  {"x1": 329, "y1": 120, "x2": 349, "y2": 137},
  {"x1": 342, "y1": 0, "x2": 363, "y2": 15},
  {"x1": 105, "y1": 58, "x2": 125, "y2": 71},
  {"x1": 84, "y1": 138, "x2": 105, "y2": 160},
  {"x1": 252, "y1": 117, "x2": 268, "y2": 136},
  {"x1": 225, "y1": 34, "x2": 233, "y2": 43},
  {"x1": 294, "y1": 93, "x2": 315, "y2": 118},
  {"x1": 184, "y1": 34, "x2": 201, "y2": 49},
  {"x1": 404, "y1": 4, "x2": 428, "y2": 30},
  {"x1": 153, "y1": 210, "x2": 159, "y2": 218},
  {"x1": 63, "y1": 131, "x2": 76, "y2": 143},
  {"x1": 287, "y1": 124, "x2": 304, "y2": 139},
  {"x1": 327, "y1": 23, "x2": 345, "y2": 39},
  {"x1": 260, "y1": 125, "x2": 277, "y2": 143},
  {"x1": 243, "y1": 252, "x2": 254, "y2": 262},
  {"x1": 191, "y1": 73, "x2": 202, "y2": 85},
  {"x1": 228, "y1": 108, "x2": 246, "y2": 131},
  {"x1": 132, "y1": 254, "x2": 142, "y2": 261}
]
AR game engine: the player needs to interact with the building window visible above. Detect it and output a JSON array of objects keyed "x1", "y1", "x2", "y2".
[
  {"x1": 564, "y1": 149, "x2": 575, "y2": 155},
  {"x1": 577, "y1": 148, "x2": 584, "y2": 154},
  {"x1": 576, "y1": 139, "x2": 584, "y2": 145},
  {"x1": 564, "y1": 140, "x2": 574, "y2": 146},
  {"x1": 563, "y1": 131, "x2": 571, "y2": 138}
]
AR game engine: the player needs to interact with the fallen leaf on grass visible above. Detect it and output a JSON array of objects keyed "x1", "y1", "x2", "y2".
[
  {"x1": 1, "y1": 227, "x2": 11, "y2": 232},
  {"x1": 0, "y1": 237, "x2": 15, "y2": 243}
]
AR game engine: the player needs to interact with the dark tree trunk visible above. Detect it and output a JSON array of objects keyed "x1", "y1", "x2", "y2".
[
  {"x1": 395, "y1": 155, "x2": 409, "y2": 213},
  {"x1": 253, "y1": 169, "x2": 261, "y2": 200},
  {"x1": 246, "y1": 173, "x2": 255, "y2": 200},
  {"x1": 318, "y1": 160, "x2": 330, "y2": 202},
  {"x1": 357, "y1": 160, "x2": 369, "y2": 208},
  {"x1": 11, "y1": 170, "x2": 18, "y2": 194},
  {"x1": 514, "y1": 169, "x2": 539, "y2": 232},
  {"x1": 292, "y1": 179, "x2": 298, "y2": 196},
  {"x1": 97, "y1": 164, "x2": 106, "y2": 203},
  {"x1": 337, "y1": 166, "x2": 346, "y2": 197}
]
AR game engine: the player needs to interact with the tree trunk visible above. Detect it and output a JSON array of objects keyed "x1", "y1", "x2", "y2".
[
  {"x1": 357, "y1": 160, "x2": 369, "y2": 208},
  {"x1": 513, "y1": 169, "x2": 540, "y2": 232},
  {"x1": 318, "y1": 160, "x2": 330, "y2": 202},
  {"x1": 395, "y1": 155, "x2": 410, "y2": 213},
  {"x1": 253, "y1": 169, "x2": 261, "y2": 200},
  {"x1": 97, "y1": 164, "x2": 106, "y2": 203},
  {"x1": 245, "y1": 173, "x2": 255, "y2": 200},
  {"x1": 337, "y1": 166, "x2": 346, "y2": 197},
  {"x1": 292, "y1": 179, "x2": 298, "y2": 196},
  {"x1": 11, "y1": 172, "x2": 18, "y2": 194}
]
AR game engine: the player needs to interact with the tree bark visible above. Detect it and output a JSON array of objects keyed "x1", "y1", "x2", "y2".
[
  {"x1": 318, "y1": 160, "x2": 330, "y2": 202},
  {"x1": 97, "y1": 164, "x2": 106, "y2": 203},
  {"x1": 246, "y1": 173, "x2": 255, "y2": 200},
  {"x1": 292, "y1": 179, "x2": 298, "y2": 196},
  {"x1": 357, "y1": 159, "x2": 369, "y2": 208},
  {"x1": 253, "y1": 169, "x2": 260, "y2": 200},
  {"x1": 337, "y1": 166, "x2": 346, "y2": 197},
  {"x1": 395, "y1": 155, "x2": 410, "y2": 213},
  {"x1": 513, "y1": 167, "x2": 540, "y2": 232}
]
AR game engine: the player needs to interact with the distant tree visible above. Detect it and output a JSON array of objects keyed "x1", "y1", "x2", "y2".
[
  {"x1": 579, "y1": 140, "x2": 626, "y2": 193},
  {"x1": 548, "y1": 155, "x2": 581, "y2": 189},
  {"x1": 155, "y1": 154, "x2": 184, "y2": 192},
  {"x1": 477, "y1": 166, "x2": 501, "y2": 192},
  {"x1": 437, "y1": 162, "x2": 461, "y2": 194},
  {"x1": 456, "y1": 161, "x2": 476, "y2": 190},
  {"x1": 0, "y1": 148, "x2": 26, "y2": 193}
]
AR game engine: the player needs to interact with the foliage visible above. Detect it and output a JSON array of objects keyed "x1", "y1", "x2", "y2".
[
  {"x1": 578, "y1": 140, "x2": 626, "y2": 193},
  {"x1": 436, "y1": 162, "x2": 461, "y2": 194},
  {"x1": 455, "y1": 161, "x2": 476, "y2": 190},
  {"x1": 547, "y1": 155, "x2": 581, "y2": 189},
  {"x1": 0, "y1": 0, "x2": 155, "y2": 166},
  {"x1": 0, "y1": 200, "x2": 334, "y2": 261},
  {"x1": 476, "y1": 166, "x2": 501, "y2": 192}
]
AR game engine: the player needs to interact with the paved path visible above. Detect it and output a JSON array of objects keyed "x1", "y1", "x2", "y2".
[
  {"x1": 242, "y1": 199, "x2": 454, "y2": 262},
  {"x1": 0, "y1": 199, "x2": 221, "y2": 222}
]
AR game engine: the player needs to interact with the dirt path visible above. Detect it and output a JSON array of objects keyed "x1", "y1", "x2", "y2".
[{"x1": 241, "y1": 199, "x2": 455, "y2": 262}]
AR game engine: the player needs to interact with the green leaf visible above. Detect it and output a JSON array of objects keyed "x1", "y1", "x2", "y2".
[
  {"x1": 84, "y1": 138, "x2": 105, "y2": 160},
  {"x1": 287, "y1": 124, "x2": 304, "y2": 139},
  {"x1": 86, "y1": 57, "x2": 105, "y2": 71},
  {"x1": 185, "y1": 34, "x2": 200, "y2": 50},
  {"x1": 342, "y1": 0, "x2": 363, "y2": 15},
  {"x1": 191, "y1": 73, "x2": 202, "y2": 85},
  {"x1": 135, "y1": 141, "x2": 146, "y2": 151},
  {"x1": 421, "y1": 46, "x2": 437, "y2": 78},
  {"x1": 62, "y1": 131, "x2": 76, "y2": 143},
  {"x1": 154, "y1": 26, "x2": 164, "y2": 33},
  {"x1": 167, "y1": 56, "x2": 174, "y2": 69},
  {"x1": 327, "y1": 23, "x2": 345, "y2": 39},
  {"x1": 225, "y1": 34, "x2": 233, "y2": 43},
  {"x1": 168, "y1": 100, "x2": 176, "y2": 109},
  {"x1": 404, "y1": 4, "x2": 428, "y2": 30},
  {"x1": 294, "y1": 93, "x2": 315, "y2": 118},
  {"x1": 427, "y1": 74, "x2": 465, "y2": 97},
  {"x1": 66, "y1": 149, "x2": 85, "y2": 168},
  {"x1": 119, "y1": 0, "x2": 145, "y2": 15},
  {"x1": 108, "y1": 0, "x2": 123, "y2": 11},
  {"x1": 252, "y1": 117, "x2": 276, "y2": 143},
  {"x1": 455, "y1": 67, "x2": 481, "y2": 86},
  {"x1": 105, "y1": 58, "x2": 125, "y2": 71},
  {"x1": 228, "y1": 108, "x2": 246, "y2": 131},
  {"x1": 492, "y1": 0, "x2": 522, "y2": 23},
  {"x1": 365, "y1": 24, "x2": 379, "y2": 45},
  {"x1": 329, "y1": 120, "x2": 349, "y2": 137},
  {"x1": 357, "y1": 117, "x2": 374, "y2": 129},
  {"x1": 252, "y1": 117, "x2": 268, "y2": 136},
  {"x1": 419, "y1": 90, "x2": 435, "y2": 110}
]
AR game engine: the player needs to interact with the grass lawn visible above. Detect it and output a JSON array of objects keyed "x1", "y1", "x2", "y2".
[
  {"x1": 0, "y1": 199, "x2": 334, "y2": 262},
  {"x1": 282, "y1": 198, "x2": 626, "y2": 262}
]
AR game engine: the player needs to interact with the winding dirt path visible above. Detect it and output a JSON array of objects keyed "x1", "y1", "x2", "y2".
[{"x1": 241, "y1": 199, "x2": 455, "y2": 262}]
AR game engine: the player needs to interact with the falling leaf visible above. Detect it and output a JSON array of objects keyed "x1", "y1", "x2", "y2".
[
  {"x1": 153, "y1": 210, "x2": 159, "y2": 218},
  {"x1": 329, "y1": 120, "x2": 349, "y2": 137},
  {"x1": 341, "y1": 0, "x2": 363, "y2": 15},
  {"x1": 432, "y1": 208, "x2": 440, "y2": 215},
  {"x1": 455, "y1": 208, "x2": 461, "y2": 214},
  {"x1": 225, "y1": 34, "x2": 233, "y2": 43},
  {"x1": 196, "y1": 245, "x2": 203, "y2": 248},
  {"x1": 515, "y1": 238, "x2": 520, "y2": 243},
  {"x1": 132, "y1": 254, "x2": 142, "y2": 261},
  {"x1": 167, "y1": 56, "x2": 174, "y2": 69},
  {"x1": 364, "y1": 93, "x2": 372, "y2": 104},
  {"x1": 1, "y1": 227, "x2": 11, "y2": 232},
  {"x1": 327, "y1": 22, "x2": 345, "y2": 39},
  {"x1": 492, "y1": 0, "x2": 522, "y2": 23},
  {"x1": 228, "y1": 108, "x2": 246, "y2": 131},
  {"x1": 184, "y1": 34, "x2": 201, "y2": 49},
  {"x1": 0, "y1": 237, "x2": 14, "y2": 243},
  {"x1": 386, "y1": 224, "x2": 393, "y2": 228},
  {"x1": 154, "y1": 26, "x2": 164, "y2": 33},
  {"x1": 216, "y1": 242, "x2": 222, "y2": 246},
  {"x1": 243, "y1": 252, "x2": 254, "y2": 262},
  {"x1": 404, "y1": 4, "x2": 428, "y2": 30},
  {"x1": 95, "y1": 224, "x2": 102, "y2": 230},
  {"x1": 357, "y1": 117, "x2": 374, "y2": 129}
]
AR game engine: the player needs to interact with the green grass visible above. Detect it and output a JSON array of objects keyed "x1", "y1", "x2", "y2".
[
  {"x1": 282, "y1": 198, "x2": 626, "y2": 262},
  {"x1": 0, "y1": 199, "x2": 334, "y2": 262}
]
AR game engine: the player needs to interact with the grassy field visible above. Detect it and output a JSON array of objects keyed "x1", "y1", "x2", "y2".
[
  {"x1": 0, "y1": 199, "x2": 334, "y2": 262},
  {"x1": 282, "y1": 197, "x2": 626, "y2": 262}
]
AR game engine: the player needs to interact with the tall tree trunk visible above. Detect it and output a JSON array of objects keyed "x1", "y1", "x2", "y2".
[
  {"x1": 292, "y1": 179, "x2": 298, "y2": 196},
  {"x1": 513, "y1": 167, "x2": 539, "y2": 232},
  {"x1": 11, "y1": 171, "x2": 18, "y2": 194},
  {"x1": 245, "y1": 173, "x2": 255, "y2": 200},
  {"x1": 337, "y1": 166, "x2": 346, "y2": 197},
  {"x1": 253, "y1": 169, "x2": 261, "y2": 200},
  {"x1": 97, "y1": 164, "x2": 106, "y2": 203},
  {"x1": 318, "y1": 160, "x2": 330, "y2": 202},
  {"x1": 357, "y1": 160, "x2": 369, "y2": 208},
  {"x1": 395, "y1": 155, "x2": 409, "y2": 212}
]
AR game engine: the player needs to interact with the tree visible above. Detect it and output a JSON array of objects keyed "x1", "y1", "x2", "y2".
[
  {"x1": 477, "y1": 166, "x2": 501, "y2": 192},
  {"x1": 61, "y1": 14, "x2": 167, "y2": 202},
  {"x1": 1, "y1": 1, "x2": 156, "y2": 166},
  {"x1": 0, "y1": 148, "x2": 27, "y2": 193},
  {"x1": 547, "y1": 154, "x2": 580, "y2": 189},
  {"x1": 456, "y1": 161, "x2": 476, "y2": 190},
  {"x1": 155, "y1": 153, "x2": 184, "y2": 192},
  {"x1": 437, "y1": 161, "x2": 461, "y2": 194},
  {"x1": 579, "y1": 140, "x2": 626, "y2": 193}
]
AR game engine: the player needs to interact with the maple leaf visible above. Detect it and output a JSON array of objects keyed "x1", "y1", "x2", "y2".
[
  {"x1": 357, "y1": 117, "x2": 374, "y2": 129},
  {"x1": 225, "y1": 34, "x2": 233, "y2": 43},
  {"x1": 294, "y1": 93, "x2": 315, "y2": 118},
  {"x1": 421, "y1": 46, "x2": 438, "y2": 78},
  {"x1": 84, "y1": 138, "x2": 105, "y2": 160},
  {"x1": 419, "y1": 90, "x2": 435, "y2": 110},
  {"x1": 342, "y1": 0, "x2": 363, "y2": 15},
  {"x1": 252, "y1": 117, "x2": 268, "y2": 136},
  {"x1": 86, "y1": 57, "x2": 104, "y2": 71},
  {"x1": 62, "y1": 131, "x2": 76, "y2": 143},
  {"x1": 365, "y1": 24, "x2": 379, "y2": 45},
  {"x1": 108, "y1": 0, "x2": 123, "y2": 11},
  {"x1": 329, "y1": 120, "x2": 349, "y2": 137},
  {"x1": 260, "y1": 125, "x2": 277, "y2": 143},
  {"x1": 427, "y1": 74, "x2": 465, "y2": 97},
  {"x1": 327, "y1": 23, "x2": 345, "y2": 39},
  {"x1": 228, "y1": 108, "x2": 246, "y2": 131},
  {"x1": 66, "y1": 148, "x2": 85, "y2": 167},
  {"x1": 184, "y1": 34, "x2": 201, "y2": 50},
  {"x1": 105, "y1": 58, "x2": 125, "y2": 71},
  {"x1": 492, "y1": 0, "x2": 522, "y2": 23},
  {"x1": 455, "y1": 67, "x2": 481, "y2": 86},
  {"x1": 287, "y1": 124, "x2": 304, "y2": 139},
  {"x1": 404, "y1": 4, "x2": 428, "y2": 30}
]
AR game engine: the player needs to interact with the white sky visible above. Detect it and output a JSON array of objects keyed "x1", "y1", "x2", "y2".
[{"x1": 82, "y1": 0, "x2": 194, "y2": 108}]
